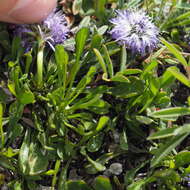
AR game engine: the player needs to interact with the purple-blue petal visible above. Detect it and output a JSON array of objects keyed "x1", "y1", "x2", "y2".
[
  {"x1": 43, "y1": 10, "x2": 70, "y2": 45},
  {"x1": 109, "y1": 9, "x2": 159, "y2": 55},
  {"x1": 11, "y1": 10, "x2": 70, "y2": 51}
]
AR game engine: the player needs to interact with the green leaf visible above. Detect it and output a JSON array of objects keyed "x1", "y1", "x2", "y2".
[
  {"x1": 19, "y1": 130, "x2": 48, "y2": 175},
  {"x1": 174, "y1": 151, "x2": 190, "y2": 168},
  {"x1": 120, "y1": 130, "x2": 128, "y2": 150},
  {"x1": 28, "y1": 142, "x2": 49, "y2": 175},
  {"x1": 78, "y1": 16, "x2": 91, "y2": 28},
  {"x1": 55, "y1": 45, "x2": 68, "y2": 92},
  {"x1": 80, "y1": 147, "x2": 106, "y2": 172},
  {"x1": 58, "y1": 160, "x2": 70, "y2": 190},
  {"x1": 161, "y1": 38, "x2": 188, "y2": 67},
  {"x1": 141, "y1": 60, "x2": 158, "y2": 79},
  {"x1": 13, "y1": 181, "x2": 22, "y2": 190},
  {"x1": 97, "y1": 25, "x2": 108, "y2": 35},
  {"x1": 8, "y1": 81, "x2": 16, "y2": 96},
  {"x1": 166, "y1": 11, "x2": 190, "y2": 29},
  {"x1": 149, "y1": 107, "x2": 190, "y2": 119},
  {"x1": 9, "y1": 124, "x2": 24, "y2": 144},
  {"x1": 85, "y1": 152, "x2": 119, "y2": 174},
  {"x1": 103, "y1": 45, "x2": 114, "y2": 78},
  {"x1": 153, "y1": 169, "x2": 181, "y2": 183},
  {"x1": 12, "y1": 66, "x2": 20, "y2": 95},
  {"x1": 95, "y1": 0, "x2": 107, "y2": 20},
  {"x1": 19, "y1": 129, "x2": 31, "y2": 174},
  {"x1": 67, "y1": 28, "x2": 89, "y2": 93},
  {"x1": 12, "y1": 37, "x2": 23, "y2": 60},
  {"x1": 66, "y1": 180, "x2": 92, "y2": 190},
  {"x1": 76, "y1": 28, "x2": 89, "y2": 62},
  {"x1": 111, "y1": 73, "x2": 130, "y2": 83},
  {"x1": 148, "y1": 127, "x2": 177, "y2": 140},
  {"x1": 176, "y1": 3, "x2": 190, "y2": 10},
  {"x1": 151, "y1": 133, "x2": 188, "y2": 167},
  {"x1": 24, "y1": 51, "x2": 32, "y2": 74},
  {"x1": 36, "y1": 46, "x2": 44, "y2": 88},
  {"x1": 94, "y1": 176, "x2": 113, "y2": 190},
  {"x1": 136, "y1": 116, "x2": 153, "y2": 125},
  {"x1": 87, "y1": 134, "x2": 104, "y2": 152},
  {"x1": 147, "y1": 124, "x2": 190, "y2": 140},
  {"x1": 126, "y1": 0, "x2": 142, "y2": 8},
  {"x1": 88, "y1": 158, "x2": 106, "y2": 172},
  {"x1": 69, "y1": 94, "x2": 102, "y2": 111},
  {"x1": 120, "y1": 45, "x2": 127, "y2": 72},
  {"x1": 63, "y1": 37, "x2": 75, "y2": 50},
  {"x1": 94, "y1": 48, "x2": 108, "y2": 78},
  {"x1": 173, "y1": 11, "x2": 190, "y2": 22},
  {"x1": 122, "y1": 69, "x2": 142, "y2": 75},
  {"x1": 109, "y1": 77, "x2": 144, "y2": 98},
  {"x1": 18, "y1": 90, "x2": 35, "y2": 105},
  {"x1": 68, "y1": 66, "x2": 96, "y2": 104},
  {"x1": 167, "y1": 67, "x2": 190, "y2": 88},
  {"x1": 96, "y1": 116, "x2": 109, "y2": 132},
  {"x1": 172, "y1": 19, "x2": 190, "y2": 27},
  {"x1": 82, "y1": 0, "x2": 94, "y2": 12},
  {"x1": 160, "y1": 68, "x2": 176, "y2": 88},
  {"x1": 84, "y1": 34, "x2": 102, "y2": 63},
  {"x1": 127, "y1": 177, "x2": 155, "y2": 190},
  {"x1": 91, "y1": 34, "x2": 102, "y2": 49},
  {"x1": 88, "y1": 101, "x2": 110, "y2": 114},
  {"x1": 118, "y1": 0, "x2": 125, "y2": 9},
  {"x1": 52, "y1": 160, "x2": 61, "y2": 187},
  {"x1": 149, "y1": 75, "x2": 160, "y2": 95},
  {"x1": 125, "y1": 161, "x2": 149, "y2": 186},
  {"x1": 9, "y1": 101, "x2": 24, "y2": 128}
]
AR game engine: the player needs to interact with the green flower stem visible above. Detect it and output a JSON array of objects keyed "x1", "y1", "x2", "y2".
[
  {"x1": 0, "y1": 103, "x2": 4, "y2": 149},
  {"x1": 120, "y1": 45, "x2": 127, "y2": 72},
  {"x1": 51, "y1": 160, "x2": 61, "y2": 189},
  {"x1": 37, "y1": 45, "x2": 44, "y2": 88}
]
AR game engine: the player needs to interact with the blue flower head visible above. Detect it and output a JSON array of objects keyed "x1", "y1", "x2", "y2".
[
  {"x1": 43, "y1": 10, "x2": 70, "y2": 45},
  {"x1": 109, "y1": 10, "x2": 159, "y2": 55},
  {"x1": 11, "y1": 10, "x2": 70, "y2": 51}
]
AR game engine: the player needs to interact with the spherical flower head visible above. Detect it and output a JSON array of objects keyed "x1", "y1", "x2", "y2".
[
  {"x1": 10, "y1": 10, "x2": 70, "y2": 51},
  {"x1": 43, "y1": 10, "x2": 70, "y2": 45},
  {"x1": 109, "y1": 10, "x2": 159, "y2": 55}
]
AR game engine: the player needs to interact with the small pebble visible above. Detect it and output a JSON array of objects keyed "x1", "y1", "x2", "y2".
[
  {"x1": 113, "y1": 131, "x2": 120, "y2": 143},
  {"x1": 109, "y1": 163, "x2": 123, "y2": 175}
]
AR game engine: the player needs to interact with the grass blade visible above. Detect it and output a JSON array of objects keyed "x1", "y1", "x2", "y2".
[
  {"x1": 161, "y1": 38, "x2": 188, "y2": 67},
  {"x1": 151, "y1": 133, "x2": 188, "y2": 167}
]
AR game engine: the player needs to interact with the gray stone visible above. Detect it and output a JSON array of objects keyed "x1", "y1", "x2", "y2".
[{"x1": 109, "y1": 163, "x2": 123, "y2": 175}]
